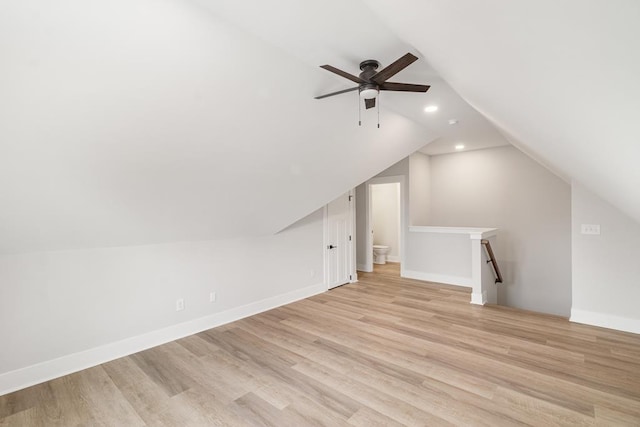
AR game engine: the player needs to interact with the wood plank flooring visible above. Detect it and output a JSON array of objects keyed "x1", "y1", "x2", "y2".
[{"x1": 2, "y1": 263, "x2": 640, "y2": 426}]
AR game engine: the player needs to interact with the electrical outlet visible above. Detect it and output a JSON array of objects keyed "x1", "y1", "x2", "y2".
[
  {"x1": 176, "y1": 298, "x2": 185, "y2": 311},
  {"x1": 209, "y1": 292, "x2": 216, "y2": 303},
  {"x1": 581, "y1": 224, "x2": 601, "y2": 235}
]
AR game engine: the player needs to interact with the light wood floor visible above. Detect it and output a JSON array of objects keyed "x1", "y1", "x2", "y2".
[{"x1": 2, "y1": 263, "x2": 640, "y2": 426}]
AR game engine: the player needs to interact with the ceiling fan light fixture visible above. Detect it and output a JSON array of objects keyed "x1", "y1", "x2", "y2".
[
  {"x1": 359, "y1": 87, "x2": 379, "y2": 99},
  {"x1": 314, "y1": 53, "x2": 430, "y2": 121}
]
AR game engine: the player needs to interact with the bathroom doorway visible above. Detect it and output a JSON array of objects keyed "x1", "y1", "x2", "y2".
[
  {"x1": 372, "y1": 182, "x2": 401, "y2": 265},
  {"x1": 356, "y1": 175, "x2": 405, "y2": 273}
]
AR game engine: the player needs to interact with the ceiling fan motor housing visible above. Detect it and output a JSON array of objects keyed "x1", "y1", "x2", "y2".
[
  {"x1": 359, "y1": 60, "x2": 380, "y2": 81},
  {"x1": 359, "y1": 61, "x2": 381, "y2": 99}
]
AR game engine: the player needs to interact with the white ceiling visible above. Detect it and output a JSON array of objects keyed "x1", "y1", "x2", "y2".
[
  {"x1": 1, "y1": 0, "x2": 638, "y2": 253},
  {"x1": 364, "y1": 0, "x2": 640, "y2": 220},
  {"x1": 206, "y1": 0, "x2": 640, "y2": 220},
  {"x1": 0, "y1": 0, "x2": 436, "y2": 254},
  {"x1": 195, "y1": 0, "x2": 511, "y2": 156}
]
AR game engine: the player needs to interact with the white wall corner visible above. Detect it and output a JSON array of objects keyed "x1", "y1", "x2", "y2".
[
  {"x1": 471, "y1": 291, "x2": 488, "y2": 305},
  {"x1": 0, "y1": 282, "x2": 326, "y2": 397},
  {"x1": 470, "y1": 238, "x2": 483, "y2": 305},
  {"x1": 357, "y1": 263, "x2": 372, "y2": 273},
  {"x1": 468, "y1": 228, "x2": 498, "y2": 240},
  {"x1": 570, "y1": 309, "x2": 640, "y2": 335}
]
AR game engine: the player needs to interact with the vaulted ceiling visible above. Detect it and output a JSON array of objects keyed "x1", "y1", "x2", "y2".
[
  {"x1": 1, "y1": 0, "x2": 638, "y2": 254},
  {"x1": 366, "y1": 0, "x2": 640, "y2": 219}
]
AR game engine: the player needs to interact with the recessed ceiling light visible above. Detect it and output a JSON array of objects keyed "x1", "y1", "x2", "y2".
[
  {"x1": 455, "y1": 144, "x2": 465, "y2": 150},
  {"x1": 448, "y1": 119, "x2": 458, "y2": 125},
  {"x1": 424, "y1": 105, "x2": 438, "y2": 113}
]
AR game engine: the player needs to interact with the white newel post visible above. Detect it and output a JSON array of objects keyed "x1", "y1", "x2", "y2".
[
  {"x1": 469, "y1": 229, "x2": 498, "y2": 305},
  {"x1": 470, "y1": 235, "x2": 485, "y2": 305}
]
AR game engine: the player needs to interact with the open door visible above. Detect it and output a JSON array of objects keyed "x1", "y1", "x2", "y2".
[
  {"x1": 356, "y1": 175, "x2": 405, "y2": 273},
  {"x1": 325, "y1": 191, "x2": 355, "y2": 289}
]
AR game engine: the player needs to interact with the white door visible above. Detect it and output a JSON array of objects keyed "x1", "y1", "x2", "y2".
[{"x1": 327, "y1": 191, "x2": 352, "y2": 289}]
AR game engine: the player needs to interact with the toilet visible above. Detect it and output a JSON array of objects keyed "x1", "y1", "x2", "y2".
[{"x1": 373, "y1": 245, "x2": 390, "y2": 264}]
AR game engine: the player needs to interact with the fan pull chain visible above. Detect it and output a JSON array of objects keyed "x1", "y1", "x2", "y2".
[
  {"x1": 377, "y1": 93, "x2": 380, "y2": 128},
  {"x1": 358, "y1": 94, "x2": 362, "y2": 126}
]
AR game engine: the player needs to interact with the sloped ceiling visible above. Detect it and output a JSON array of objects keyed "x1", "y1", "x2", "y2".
[
  {"x1": 0, "y1": 0, "x2": 433, "y2": 254},
  {"x1": 364, "y1": 0, "x2": 640, "y2": 223},
  {"x1": 0, "y1": 0, "x2": 508, "y2": 254},
  {"x1": 3, "y1": 0, "x2": 636, "y2": 254},
  {"x1": 196, "y1": 0, "x2": 510, "y2": 155}
]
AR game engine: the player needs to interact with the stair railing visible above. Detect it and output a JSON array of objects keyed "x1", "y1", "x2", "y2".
[{"x1": 481, "y1": 239, "x2": 503, "y2": 284}]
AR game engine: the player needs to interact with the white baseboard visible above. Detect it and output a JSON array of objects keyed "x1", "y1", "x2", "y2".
[
  {"x1": 386, "y1": 255, "x2": 400, "y2": 263},
  {"x1": 471, "y1": 291, "x2": 487, "y2": 305},
  {"x1": 402, "y1": 269, "x2": 472, "y2": 288},
  {"x1": 0, "y1": 282, "x2": 326, "y2": 397},
  {"x1": 570, "y1": 309, "x2": 640, "y2": 335}
]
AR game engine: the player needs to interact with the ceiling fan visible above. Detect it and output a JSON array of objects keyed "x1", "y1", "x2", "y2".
[{"x1": 315, "y1": 52, "x2": 430, "y2": 110}]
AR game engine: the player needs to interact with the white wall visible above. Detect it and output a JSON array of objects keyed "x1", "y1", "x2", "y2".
[
  {"x1": 0, "y1": 210, "x2": 324, "y2": 394},
  {"x1": 427, "y1": 146, "x2": 572, "y2": 316},
  {"x1": 409, "y1": 152, "x2": 431, "y2": 225},
  {"x1": 404, "y1": 230, "x2": 471, "y2": 282},
  {"x1": 371, "y1": 183, "x2": 400, "y2": 260},
  {"x1": 373, "y1": 157, "x2": 410, "y2": 179},
  {"x1": 355, "y1": 184, "x2": 368, "y2": 271},
  {"x1": 571, "y1": 184, "x2": 640, "y2": 334}
]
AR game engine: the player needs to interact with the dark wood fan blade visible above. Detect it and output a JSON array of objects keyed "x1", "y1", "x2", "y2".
[
  {"x1": 320, "y1": 65, "x2": 365, "y2": 84},
  {"x1": 364, "y1": 98, "x2": 376, "y2": 109},
  {"x1": 380, "y1": 82, "x2": 430, "y2": 92},
  {"x1": 314, "y1": 86, "x2": 359, "y2": 99},
  {"x1": 371, "y1": 53, "x2": 418, "y2": 84}
]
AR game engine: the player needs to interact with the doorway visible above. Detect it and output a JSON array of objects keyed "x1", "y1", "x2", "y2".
[
  {"x1": 371, "y1": 182, "x2": 401, "y2": 262},
  {"x1": 325, "y1": 190, "x2": 356, "y2": 289},
  {"x1": 356, "y1": 175, "x2": 405, "y2": 274}
]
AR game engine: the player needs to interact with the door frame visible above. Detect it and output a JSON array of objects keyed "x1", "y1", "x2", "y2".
[
  {"x1": 363, "y1": 175, "x2": 406, "y2": 273},
  {"x1": 323, "y1": 189, "x2": 357, "y2": 290}
]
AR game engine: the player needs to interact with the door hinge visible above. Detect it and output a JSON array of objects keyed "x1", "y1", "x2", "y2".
[
  {"x1": 349, "y1": 235, "x2": 352, "y2": 241},
  {"x1": 349, "y1": 275, "x2": 352, "y2": 280},
  {"x1": 348, "y1": 195, "x2": 353, "y2": 201}
]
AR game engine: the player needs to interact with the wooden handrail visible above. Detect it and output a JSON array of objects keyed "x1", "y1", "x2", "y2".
[{"x1": 481, "y1": 239, "x2": 503, "y2": 284}]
